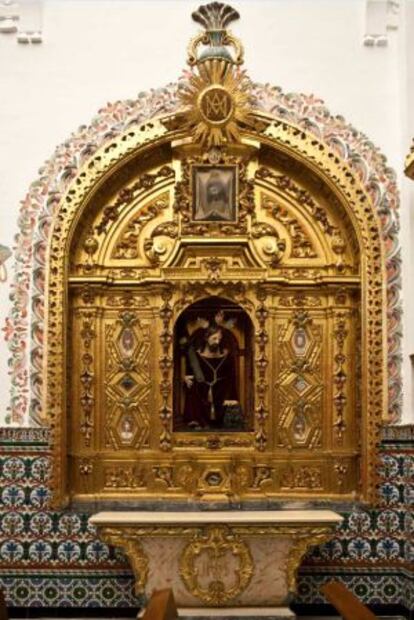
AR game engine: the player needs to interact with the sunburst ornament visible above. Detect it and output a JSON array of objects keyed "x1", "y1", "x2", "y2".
[
  {"x1": 180, "y1": 60, "x2": 252, "y2": 146},
  {"x1": 179, "y1": 3, "x2": 254, "y2": 147}
]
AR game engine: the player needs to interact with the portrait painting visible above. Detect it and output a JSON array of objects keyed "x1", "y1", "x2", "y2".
[{"x1": 192, "y1": 165, "x2": 237, "y2": 222}]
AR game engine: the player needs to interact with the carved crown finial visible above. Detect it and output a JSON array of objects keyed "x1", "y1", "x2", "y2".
[
  {"x1": 191, "y1": 2, "x2": 240, "y2": 31},
  {"x1": 188, "y1": 2, "x2": 244, "y2": 66},
  {"x1": 181, "y1": 2, "x2": 251, "y2": 146}
]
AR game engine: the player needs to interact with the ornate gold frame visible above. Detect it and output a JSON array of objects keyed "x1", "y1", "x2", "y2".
[{"x1": 46, "y1": 110, "x2": 386, "y2": 507}]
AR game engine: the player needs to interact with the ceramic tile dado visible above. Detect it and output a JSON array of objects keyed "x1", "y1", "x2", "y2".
[{"x1": 0, "y1": 426, "x2": 412, "y2": 612}]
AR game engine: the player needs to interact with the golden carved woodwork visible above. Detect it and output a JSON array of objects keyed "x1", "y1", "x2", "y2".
[
  {"x1": 275, "y1": 309, "x2": 324, "y2": 451},
  {"x1": 179, "y1": 61, "x2": 252, "y2": 146},
  {"x1": 112, "y1": 192, "x2": 171, "y2": 260},
  {"x1": 55, "y1": 123, "x2": 383, "y2": 506},
  {"x1": 46, "y1": 70, "x2": 386, "y2": 506},
  {"x1": 180, "y1": 525, "x2": 254, "y2": 604},
  {"x1": 99, "y1": 527, "x2": 149, "y2": 595}
]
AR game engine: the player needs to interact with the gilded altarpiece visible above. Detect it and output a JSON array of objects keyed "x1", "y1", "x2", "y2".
[
  {"x1": 43, "y1": 2, "x2": 387, "y2": 509},
  {"x1": 66, "y1": 141, "x2": 363, "y2": 504}
]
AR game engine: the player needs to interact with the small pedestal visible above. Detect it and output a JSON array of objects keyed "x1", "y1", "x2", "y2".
[{"x1": 90, "y1": 510, "x2": 342, "y2": 618}]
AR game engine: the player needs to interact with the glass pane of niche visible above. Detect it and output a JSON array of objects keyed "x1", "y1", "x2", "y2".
[{"x1": 173, "y1": 296, "x2": 254, "y2": 433}]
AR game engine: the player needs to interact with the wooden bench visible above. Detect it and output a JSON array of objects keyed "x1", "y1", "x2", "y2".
[
  {"x1": 141, "y1": 589, "x2": 178, "y2": 620},
  {"x1": 321, "y1": 580, "x2": 379, "y2": 620},
  {"x1": 0, "y1": 589, "x2": 7, "y2": 620}
]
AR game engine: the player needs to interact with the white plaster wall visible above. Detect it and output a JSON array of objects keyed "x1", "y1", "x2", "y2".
[
  {"x1": 0, "y1": 0, "x2": 412, "y2": 424},
  {"x1": 398, "y1": 0, "x2": 414, "y2": 425}
]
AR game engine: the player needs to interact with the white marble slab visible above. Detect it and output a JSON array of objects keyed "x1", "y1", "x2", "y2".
[
  {"x1": 177, "y1": 607, "x2": 296, "y2": 618},
  {"x1": 90, "y1": 510, "x2": 343, "y2": 526}
]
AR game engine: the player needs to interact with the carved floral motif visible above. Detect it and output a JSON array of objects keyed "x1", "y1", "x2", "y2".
[
  {"x1": 112, "y1": 192, "x2": 170, "y2": 260},
  {"x1": 278, "y1": 294, "x2": 322, "y2": 307},
  {"x1": 159, "y1": 287, "x2": 173, "y2": 451},
  {"x1": 96, "y1": 167, "x2": 174, "y2": 236},
  {"x1": 254, "y1": 287, "x2": 269, "y2": 451},
  {"x1": 256, "y1": 167, "x2": 345, "y2": 251},
  {"x1": 333, "y1": 313, "x2": 349, "y2": 444},
  {"x1": 79, "y1": 313, "x2": 96, "y2": 447},
  {"x1": 104, "y1": 466, "x2": 146, "y2": 489},
  {"x1": 261, "y1": 193, "x2": 317, "y2": 259},
  {"x1": 280, "y1": 466, "x2": 322, "y2": 490}
]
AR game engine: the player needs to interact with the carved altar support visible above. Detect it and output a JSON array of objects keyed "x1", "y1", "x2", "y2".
[{"x1": 90, "y1": 510, "x2": 342, "y2": 615}]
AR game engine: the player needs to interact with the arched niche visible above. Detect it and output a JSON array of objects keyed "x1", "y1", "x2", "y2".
[
  {"x1": 173, "y1": 296, "x2": 255, "y2": 432},
  {"x1": 40, "y1": 106, "x2": 388, "y2": 508}
]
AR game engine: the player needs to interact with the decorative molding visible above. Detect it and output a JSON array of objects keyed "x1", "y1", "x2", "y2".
[
  {"x1": 363, "y1": 0, "x2": 400, "y2": 47},
  {"x1": 0, "y1": 426, "x2": 49, "y2": 445},
  {"x1": 254, "y1": 287, "x2": 269, "y2": 451},
  {"x1": 0, "y1": 1, "x2": 18, "y2": 34},
  {"x1": 78, "y1": 312, "x2": 96, "y2": 448},
  {"x1": 381, "y1": 423, "x2": 414, "y2": 442},
  {"x1": 0, "y1": 0, "x2": 43, "y2": 43},
  {"x1": 333, "y1": 312, "x2": 348, "y2": 445},
  {"x1": 159, "y1": 287, "x2": 173, "y2": 451}
]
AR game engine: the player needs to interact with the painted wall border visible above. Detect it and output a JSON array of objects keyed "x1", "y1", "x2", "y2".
[{"x1": 3, "y1": 80, "x2": 401, "y2": 426}]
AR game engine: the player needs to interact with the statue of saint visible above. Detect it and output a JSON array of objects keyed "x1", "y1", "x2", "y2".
[{"x1": 183, "y1": 319, "x2": 239, "y2": 429}]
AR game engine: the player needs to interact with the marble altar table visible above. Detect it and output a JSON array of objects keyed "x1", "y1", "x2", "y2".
[{"x1": 90, "y1": 510, "x2": 342, "y2": 618}]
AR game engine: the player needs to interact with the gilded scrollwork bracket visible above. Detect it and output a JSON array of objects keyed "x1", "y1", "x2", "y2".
[{"x1": 98, "y1": 527, "x2": 149, "y2": 596}]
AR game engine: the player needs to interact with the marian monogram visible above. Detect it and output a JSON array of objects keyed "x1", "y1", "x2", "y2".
[{"x1": 200, "y1": 86, "x2": 234, "y2": 124}]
